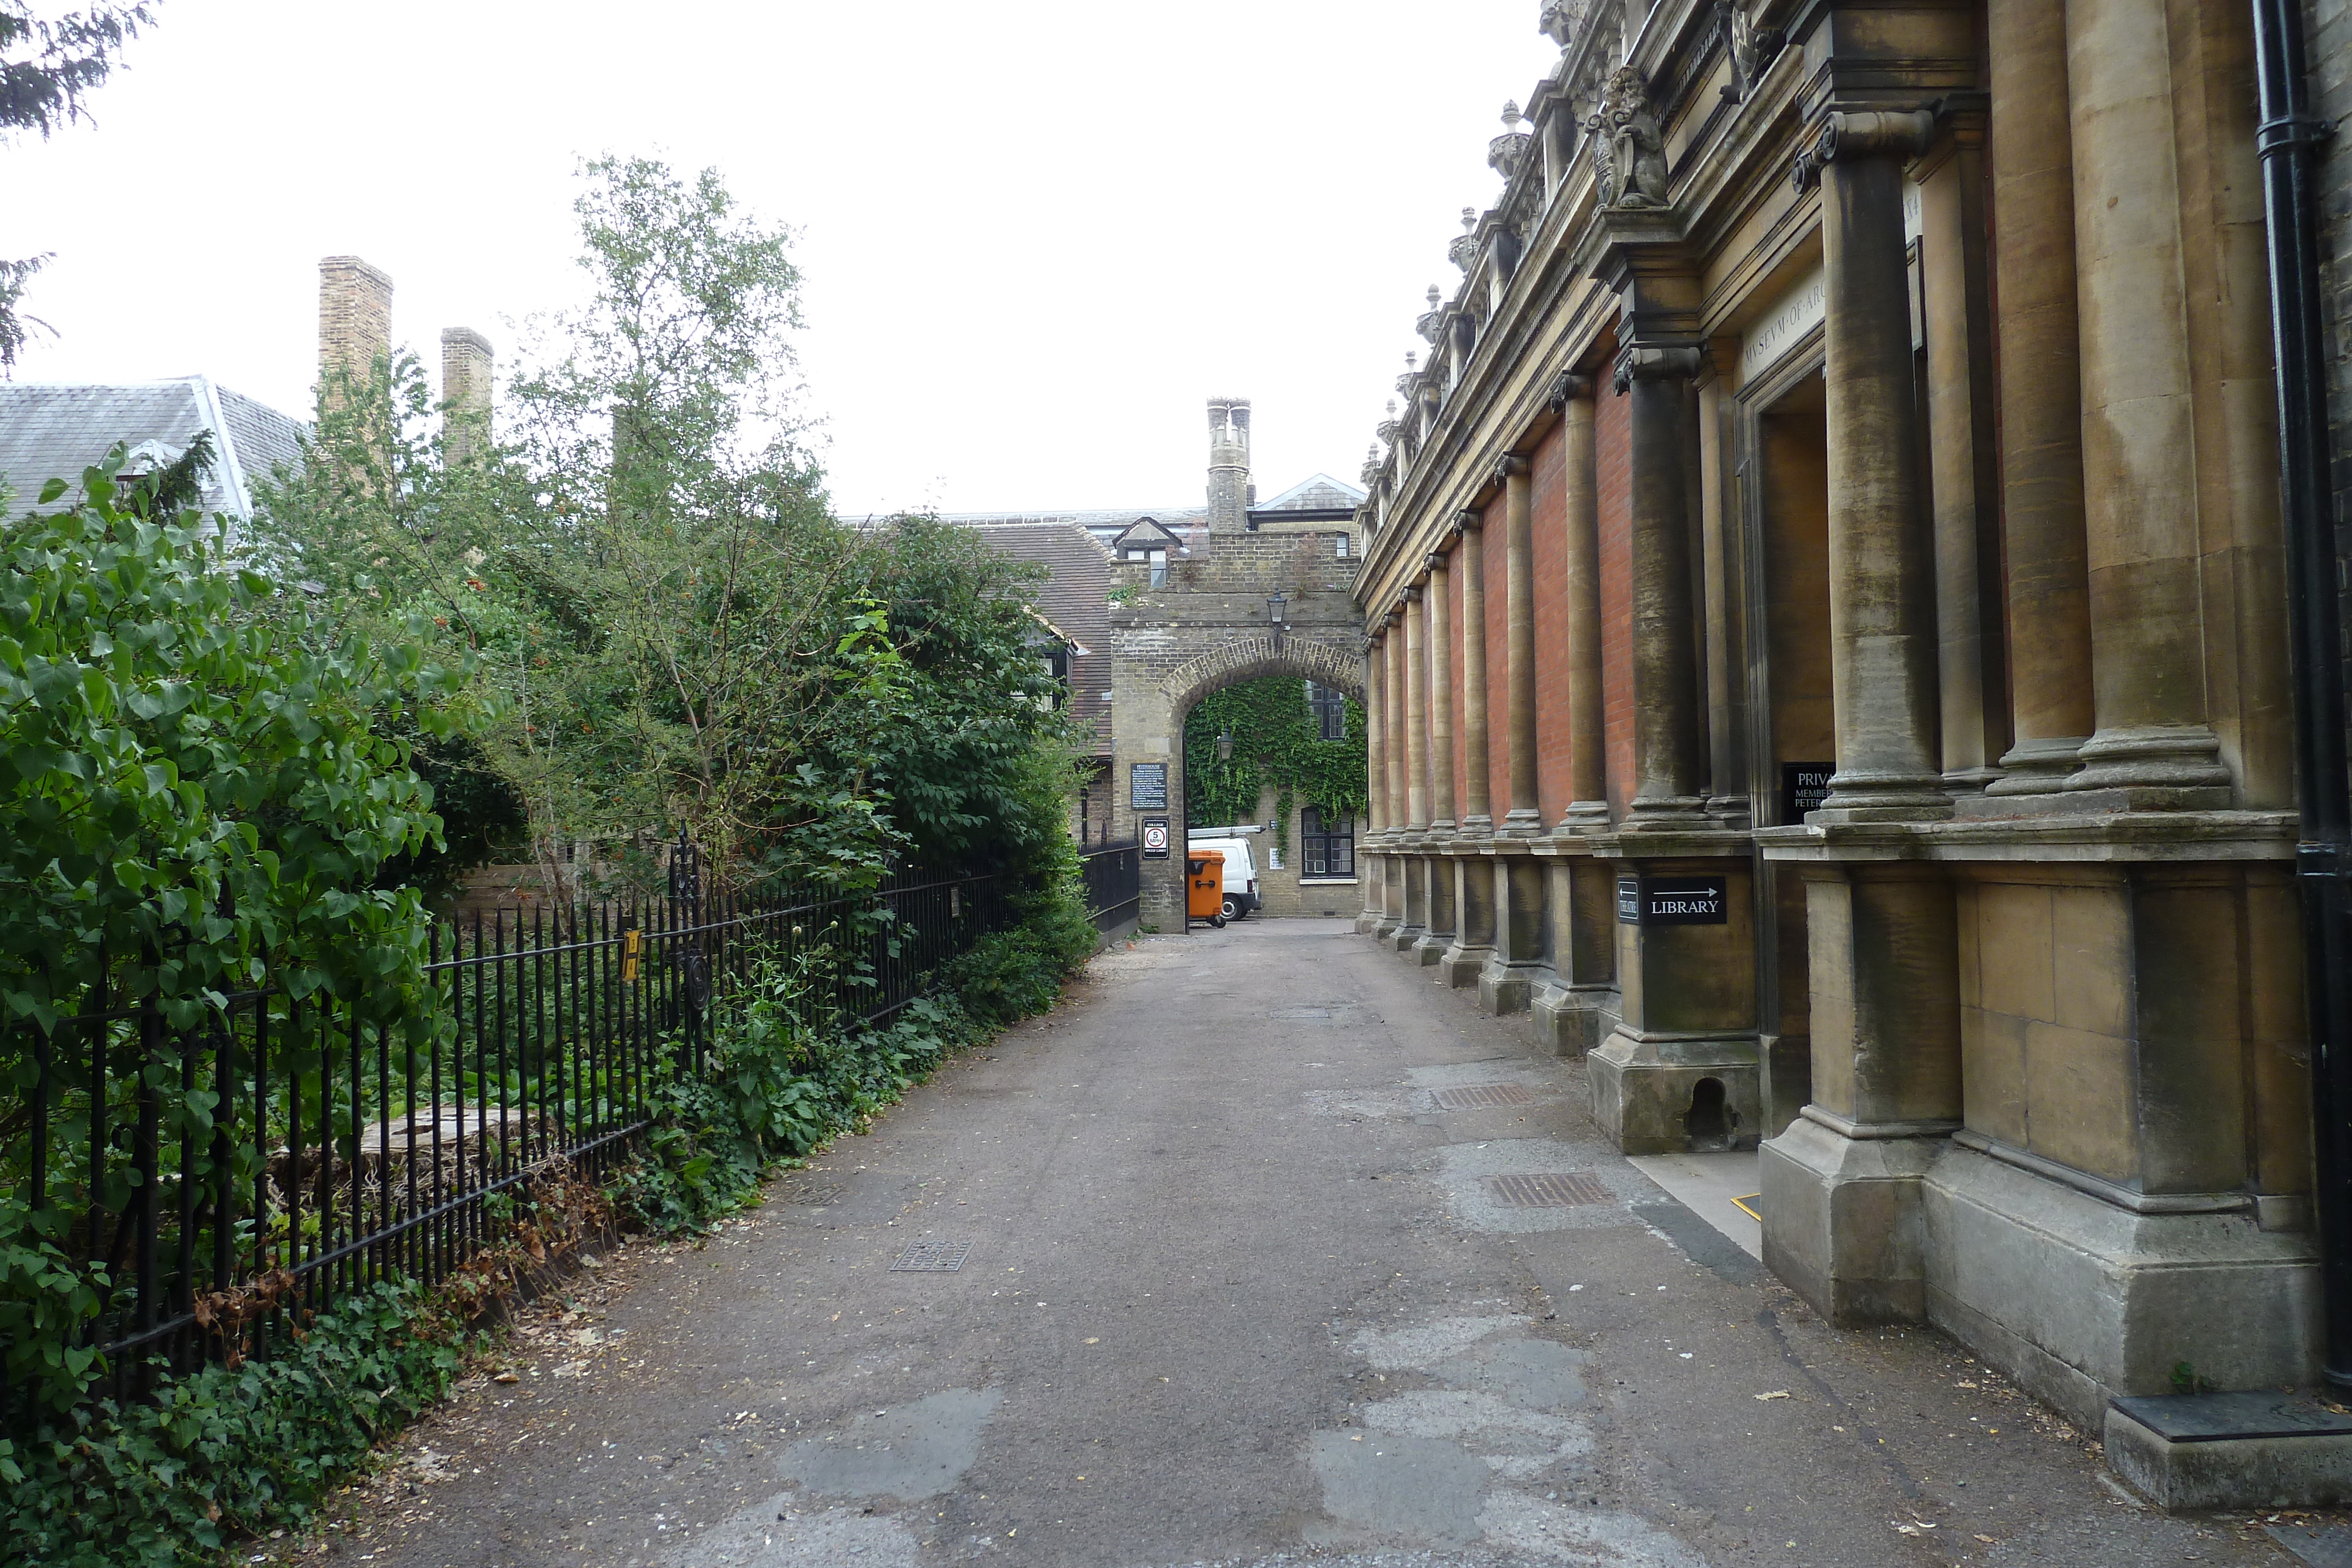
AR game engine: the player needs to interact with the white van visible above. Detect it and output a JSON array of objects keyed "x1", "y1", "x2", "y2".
[{"x1": 1186, "y1": 833, "x2": 1261, "y2": 920}]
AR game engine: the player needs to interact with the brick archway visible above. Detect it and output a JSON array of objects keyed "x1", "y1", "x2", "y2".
[
  {"x1": 1160, "y1": 635, "x2": 1365, "y2": 710},
  {"x1": 1101, "y1": 531, "x2": 1367, "y2": 930}
]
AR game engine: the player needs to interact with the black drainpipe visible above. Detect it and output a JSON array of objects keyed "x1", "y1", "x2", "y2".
[{"x1": 2251, "y1": 0, "x2": 2352, "y2": 1388}]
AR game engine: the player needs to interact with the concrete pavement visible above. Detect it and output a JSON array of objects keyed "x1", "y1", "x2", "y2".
[{"x1": 339, "y1": 920, "x2": 2306, "y2": 1567}]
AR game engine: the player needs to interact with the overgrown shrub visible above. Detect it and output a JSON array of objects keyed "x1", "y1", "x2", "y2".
[{"x1": 0, "y1": 1279, "x2": 470, "y2": 1568}]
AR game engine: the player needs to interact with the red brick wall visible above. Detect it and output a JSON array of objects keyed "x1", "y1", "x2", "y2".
[
  {"x1": 1531, "y1": 423, "x2": 1571, "y2": 826},
  {"x1": 1484, "y1": 493, "x2": 1511, "y2": 805},
  {"x1": 1596, "y1": 384, "x2": 1634, "y2": 818}
]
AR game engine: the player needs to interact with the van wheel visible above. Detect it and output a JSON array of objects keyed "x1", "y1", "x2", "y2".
[
  {"x1": 1209, "y1": 914, "x2": 1227, "y2": 929},
  {"x1": 1221, "y1": 895, "x2": 1241, "y2": 921}
]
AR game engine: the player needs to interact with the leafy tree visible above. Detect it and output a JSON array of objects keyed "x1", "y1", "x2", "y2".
[{"x1": 1, "y1": 2, "x2": 158, "y2": 370}]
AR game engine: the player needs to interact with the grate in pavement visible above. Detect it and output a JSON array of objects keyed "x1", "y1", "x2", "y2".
[
  {"x1": 1485, "y1": 1172, "x2": 1612, "y2": 1208},
  {"x1": 1434, "y1": 1083, "x2": 1538, "y2": 1110},
  {"x1": 889, "y1": 1240, "x2": 973, "y2": 1273},
  {"x1": 789, "y1": 1183, "x2": 848, "y2": 1206}
]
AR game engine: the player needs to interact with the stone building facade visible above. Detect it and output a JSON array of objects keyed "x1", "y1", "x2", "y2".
[{"x1": 1354, "y1": 0, "x2": 2326, "y2": 1449}]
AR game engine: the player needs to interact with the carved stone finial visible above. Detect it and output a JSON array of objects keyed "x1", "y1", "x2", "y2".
[
  {"x1": 1406, "y1": 350, "x2": 1418, "y2": 371},
  {"x1": 1416, "y1": 286, "x2": 1447, "y2": 344},
  {"x1": 1449, "y1": 209, "x2": 1482, "y2": 272},
  {"x1": 1361, "y1": 444, "x2": 1384, "y2": 486},
  {"x1": 1427, "y1": 283, "x2": 1442, "y2": 309},
  {"x1": 1489, "y1": 106, "x2": 1534, "y2": 179},
  {"x1": 1583, "y1": 66, "x2": 1669, "y2": 209}
]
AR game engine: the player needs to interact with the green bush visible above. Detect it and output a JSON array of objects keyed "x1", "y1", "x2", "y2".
[{"x1": 0, "y1": 1280, "x2": 469, "y2": 1568}]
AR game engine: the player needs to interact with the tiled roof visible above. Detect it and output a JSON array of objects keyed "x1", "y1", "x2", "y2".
[
  {"x1": 963, "y1": 522, "x2": 1115, "y2": 757},
  {"x1": 0, "y1": 377, "x2": 308, "y2": 534}
]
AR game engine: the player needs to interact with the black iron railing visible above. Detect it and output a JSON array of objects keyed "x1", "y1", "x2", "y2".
[
  {"x1": 2, "y1": 847, "x2": 1015, "y2": 1413},
  {"x1": 1081, "y1": 840, "x2": 1140, "y2": 933}
]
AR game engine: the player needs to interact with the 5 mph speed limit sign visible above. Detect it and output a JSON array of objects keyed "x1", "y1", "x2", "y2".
[{"x1": 1141, "y1": 818, "x2": 1170, "y2": 858}]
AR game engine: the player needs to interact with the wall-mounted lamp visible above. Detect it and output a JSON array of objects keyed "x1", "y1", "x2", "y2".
[
  {"x1": 1268, "y1": 592, "x2": 1288, "y2": 627},
  {"x1": 1217, "y1": 727, "x2": 1234, "y2": 762}
]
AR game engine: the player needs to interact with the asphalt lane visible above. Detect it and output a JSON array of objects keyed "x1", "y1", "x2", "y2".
[{"x1": 346, "y1": 920, "x2": 2293, "y2": 1568}]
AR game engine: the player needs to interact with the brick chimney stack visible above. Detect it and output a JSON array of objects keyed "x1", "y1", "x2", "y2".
[
  {"x1": 1207, "y1": 396, "x2": 1251, "y2": 533},
  {"x1": 317, "y1": 256, "x2": 393, "y2": 406},
  {"x1": 440, "y1": 327, "x2": 493, "y2": 465}
]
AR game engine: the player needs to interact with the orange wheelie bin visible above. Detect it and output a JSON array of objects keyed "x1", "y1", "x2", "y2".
[{"x1": 1186, "y1": 850, "x2": 1227, "y2": 929}]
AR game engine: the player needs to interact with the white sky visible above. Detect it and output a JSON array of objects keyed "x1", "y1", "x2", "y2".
[{"x1": 4, "y1": 1, "x2": 1561, "y2": 516}]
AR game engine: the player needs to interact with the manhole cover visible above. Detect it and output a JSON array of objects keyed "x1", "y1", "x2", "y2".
[
  {"x1": 889, "y1": 1240, "x2": 973, "y2": 1273},
  {"x1": 1435, "y1": 1083, "x2": 1537, "y2": 1110},
  {"x1": 789, "y1": 1183, "x2": 848, "y2": 1206},
  {"x1": 1485, "y1": 1172, "x2": 1611, "y2": 1208}
]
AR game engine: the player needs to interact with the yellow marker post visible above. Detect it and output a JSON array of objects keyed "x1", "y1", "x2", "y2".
[{"x1": 621, "y1": 927, "x2": 642, "y2": 983}]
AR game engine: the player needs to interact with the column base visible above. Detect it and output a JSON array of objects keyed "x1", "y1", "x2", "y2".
[
  {"x1": 1586, "y1": 1027, "x2": 1762, "y2": 1155},
  {"x1": 1477, "y1": 954, "x2": 1538, "y2": 1014},
  {"x1": 1409, "y1": 930, "x2": 1452, "y2": 967},
  {"x1": 1389, "y1": 923, "x2": 1426, "y2": 954},
  {"x1": 2066, "y1": 724, "x2": 2233, "y2": 805},
  {"x1": 1558, "y1": 802, "x2": 1612, "y2": 833},
  {"x1": 1921, "y1": 1144, "x2": 2319, "y2": 1435},
  {"x1": 1758, "y1": 1110, "x2": 1948, "y2": 1325},
  {"x1": 1499, "y1": 808, "x2": 1546, "y2": 837},
  {"x1": 1530, "y1": 981, "x2": 1611, "y2": 1057},
  {"x1": 1983, "y1": 734, "x2": 2086, "y2": 797},
  {"x1": 1438, "y1": 941, "x2": 1492, "y2": 989},
  {"x1": 1941, "y1": 767, "x2": 2003, "y2": 795}
]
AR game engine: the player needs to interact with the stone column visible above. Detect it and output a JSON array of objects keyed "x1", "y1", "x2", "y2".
[
  {"x1": 1501, "y1": 457, "x2": 1542, "y2": 833},
  {"x1": 1917, "y1": 106, "x2": 2009, "y2": 795},
  {"x1": 1382, "y1": 615, "x2": 1408, "y2": 935},
  {"x1": 1427, "y1": 553, "x2": 1458, "y2": 833},
  {"x1": 1404, "y1": 586, "x2": 1432, "y2": 832},
  {"x1": 1384, "y1": 614, "x2": 1408, "y2": 835},
  {"x1": 1812, "y1": 110, "x2": 1952, "y2": 821},
  {"x1": 1456, "y1": 511, "x2": 1494, "y2": 833},
  {"x1": 1621, "y1": 347, "x2": 1707, "y2": 822},
  {"x1": 1359, "y1": 640, "x2": 1387, "y2": 934},
  {"x1": 1558, "y1": 380, "x2": 1609, "y2": 828},
  {"x1": 2055, "y1": 0, "x2": 2231, "y2": 807},
  {"x1": 1983, "y1": 0, "x2": 2095, "y2": 797}
]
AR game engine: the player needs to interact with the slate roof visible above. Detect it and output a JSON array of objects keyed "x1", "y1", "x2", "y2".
[
  {"x1": 1252, "y1": 472, "x2": 1366, "y2": 514},
  {"x1": 960, "y1": 521, "x2": 1115, "y2": 757},
  {"x1": 0, "y1": 377, "x2": 308, "y2": 536}
]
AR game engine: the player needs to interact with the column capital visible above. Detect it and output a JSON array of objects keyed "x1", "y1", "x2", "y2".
[
  {"x1": 1548, "y1": 371, "x2": 1595, "y2": 410},
  {"x1": 1494, "y1": 454, "x2": 1531, "y2": 485},
  {"x1": 1424, "y1": 550, "x2": 1446, "y2": 573},
  {"x1": 1403, "y1": 583, "x2": 1424, "y2": 604},
  {"x1": 1815, "y1": 107, "x2": 1937, "y2": 165},
  {"x1": 1454, "y1": 509, "x2": 1484, "y2": 533},
  {"x1": 1612, "y1": 342, "x2": 1707, "y2": 396}
]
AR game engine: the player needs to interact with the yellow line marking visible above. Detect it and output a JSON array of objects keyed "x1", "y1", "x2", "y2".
[{"x1": 1730, "y1": 1192, "x2": 1763, "y2": 1222}]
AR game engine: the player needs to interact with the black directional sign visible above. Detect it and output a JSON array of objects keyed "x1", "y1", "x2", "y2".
[{"x1": 1616, "y1": 874, "x2": 1730, "y2": 926}]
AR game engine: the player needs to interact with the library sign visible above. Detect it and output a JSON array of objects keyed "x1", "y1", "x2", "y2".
[{"x1": 1615, "y1": 874, "x2": 1729, "y2": 927}]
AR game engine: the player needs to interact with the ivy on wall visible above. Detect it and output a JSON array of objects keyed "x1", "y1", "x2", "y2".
[{"x1": 1183, "y1": 676, "x2": 1369, "y2": 860}]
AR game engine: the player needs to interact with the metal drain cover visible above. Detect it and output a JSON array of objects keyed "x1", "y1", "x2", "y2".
[
  {"x1": 789, "y1": 1183, "x2": 848, "y2": 1206},
  {"x1": 1485, "y1": 1172, "x2": 1611, "y2": 1208},
  {"x1": 889, "y1": 1240, "x2": 973, "y2": 1273},
  {"x1": 1435, "y1": 1083, "x2": 1537, "y2": 1110}
]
